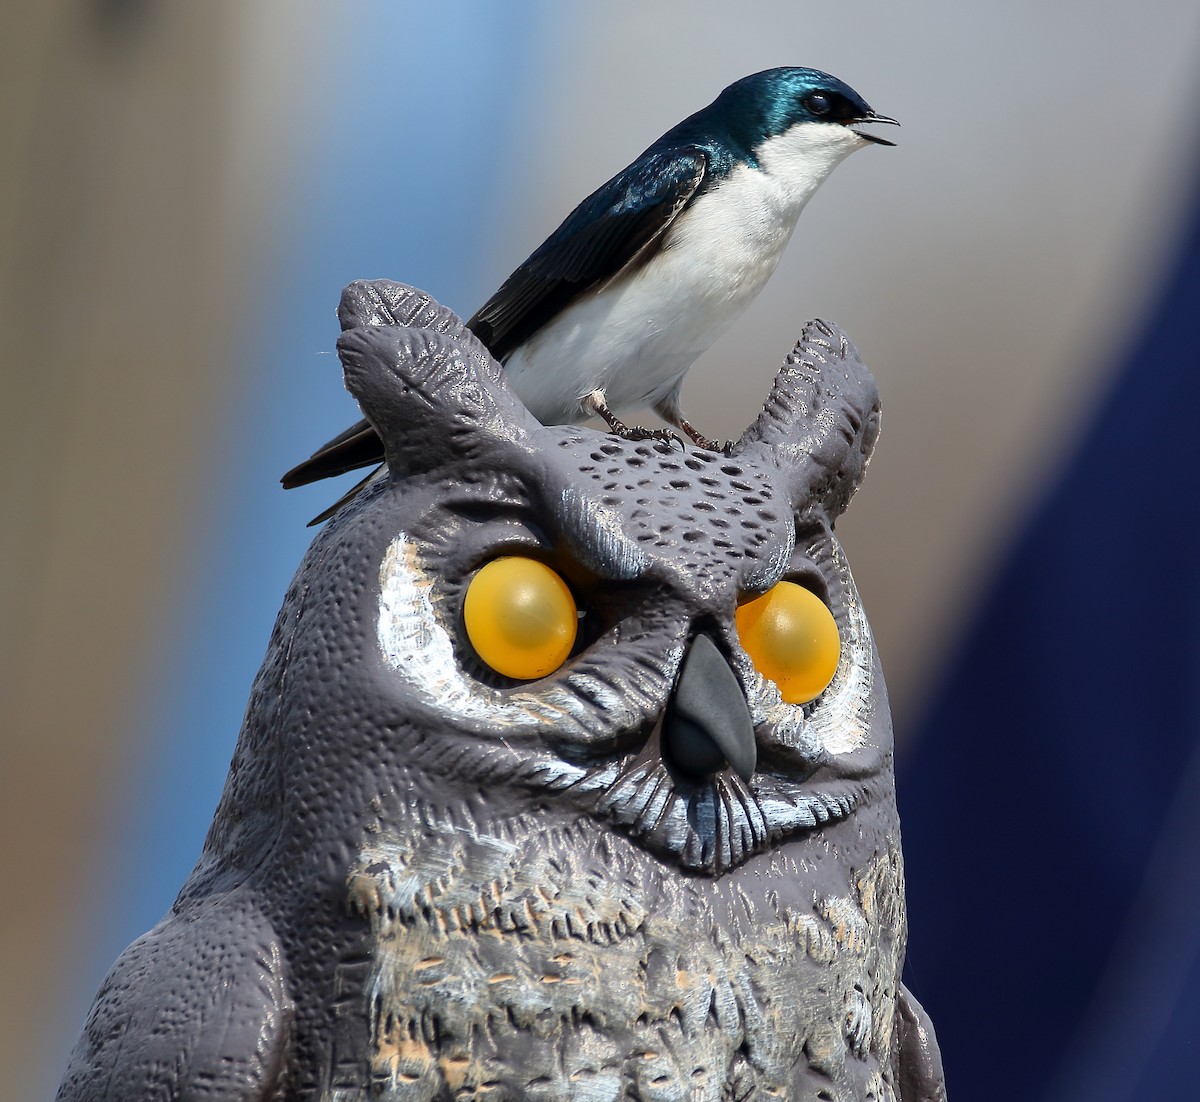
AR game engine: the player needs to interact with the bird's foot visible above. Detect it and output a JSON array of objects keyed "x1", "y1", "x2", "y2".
[
  {"x1": 585, "y1": 392, "x2": 683, "y2": 450},
  {"x1": 615, "y1": 422, "x2": 685, "y2": 450},
  {"x1": 677, "y1": 419, "x2": 731, "y2": 454}
]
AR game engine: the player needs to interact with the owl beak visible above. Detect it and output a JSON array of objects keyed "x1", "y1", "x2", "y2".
[{"x1": 662, "y1": 634, "x2": 757, "y2": 782}]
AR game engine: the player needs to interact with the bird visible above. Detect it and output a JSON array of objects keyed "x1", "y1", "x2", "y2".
[
  {"x1": 59, "y1": 285, "x2": 945, "y2": 1100},
  {"x1": 282, "y1": 67, "x2": 896, "y2": 519}
]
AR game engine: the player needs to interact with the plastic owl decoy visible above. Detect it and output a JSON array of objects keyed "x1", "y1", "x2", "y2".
[{"x1": 58, "y1": 280, "x2": 945, "y2": 1101}]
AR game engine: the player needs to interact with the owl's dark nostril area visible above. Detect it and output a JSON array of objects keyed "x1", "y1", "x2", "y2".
[{"x1": 662, "y1": 634, "x2": 757, "y2": 782}]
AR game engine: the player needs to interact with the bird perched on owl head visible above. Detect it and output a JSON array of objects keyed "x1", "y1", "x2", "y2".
[{"x1": 57, "y1": 280, "x2": 944, "y2": 1102}]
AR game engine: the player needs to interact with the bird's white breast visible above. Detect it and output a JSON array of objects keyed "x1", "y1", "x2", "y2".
[{"x1": 505, "y1": 123, "x2": 866, "y2": 425}]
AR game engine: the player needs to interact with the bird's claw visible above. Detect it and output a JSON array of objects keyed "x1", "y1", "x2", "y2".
[
  {"x1": 592, "y1": 401, "x2": 685, "y2": 450},
  {"x1": 686, "y1": 433, "x2": 731, "y2": 453},
  {"x1": 615, "y1": 425, "x2": 685, "y2": 451},
  {"x1": 675, "y1": 420, "x2": 730, "y2": 454}
]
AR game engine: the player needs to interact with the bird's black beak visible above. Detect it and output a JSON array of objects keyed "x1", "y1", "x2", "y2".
[
  {"x1": 849, "y1": 111, "x2": 899, "y2": 146},
  {"x1": 662, "y1": 634, "x2": 757, "y2": 783}
]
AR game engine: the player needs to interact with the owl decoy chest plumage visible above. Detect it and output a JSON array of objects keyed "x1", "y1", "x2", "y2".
[{"x1": 57, "y1": 281, "x2": 944, "y2": 1102}]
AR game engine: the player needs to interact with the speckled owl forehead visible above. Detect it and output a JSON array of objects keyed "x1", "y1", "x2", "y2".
[
  {"x1": 546, "y1": 434, "x2": 795, "y2": 592},
  {"x1": 406, "y1": 431, "x2": 798, "y2": 598}
]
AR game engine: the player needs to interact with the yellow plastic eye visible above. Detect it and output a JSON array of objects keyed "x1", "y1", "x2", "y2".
[
  {"x1": 464, "y1": 557, "x2": 578, "y2": 680},
  {"x1": 735, "y1": 581, "x2": 840, "y2": 704}
]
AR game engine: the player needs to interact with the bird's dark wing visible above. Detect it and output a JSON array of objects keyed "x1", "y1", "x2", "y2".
[
  {"x1": 466, "y1": 146, "x2": 709, "y2": 360},
  {"x1": 281, "y1": 147, "x2": 708, "y2": 499}
]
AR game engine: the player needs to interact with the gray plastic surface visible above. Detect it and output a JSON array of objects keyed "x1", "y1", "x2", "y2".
[{"x1": 57, "y1": 280, "x2": 945, "y2": 1101}]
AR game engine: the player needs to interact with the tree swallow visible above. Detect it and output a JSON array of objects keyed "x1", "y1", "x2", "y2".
[{"x1": 283, "y1": 67, "x2": 895, "y2": 516}]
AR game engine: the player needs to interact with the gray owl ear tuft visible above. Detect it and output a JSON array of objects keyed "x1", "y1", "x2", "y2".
[
  {"x1": 338, "y1": 280, "x2": 493, "y2": 366},
  {"x1": 336, "y1": 323, "x2": 541, "y2": 477},
  {"x1": 733, "y1": 319, "x2": 882, "y2": 523}
]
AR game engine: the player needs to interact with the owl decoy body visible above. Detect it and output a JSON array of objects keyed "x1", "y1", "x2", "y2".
[{"x1": 58, "y1": 281, "x2": 944, "y2": 1101}]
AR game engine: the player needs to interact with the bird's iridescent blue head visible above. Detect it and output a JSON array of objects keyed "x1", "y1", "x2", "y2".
[{"x1": 668, "y1": 66, "x2": 897, "y2": 162}]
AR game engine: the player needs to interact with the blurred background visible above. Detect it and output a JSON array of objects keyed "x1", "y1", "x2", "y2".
[{"x1": 3, "y1": 1, "x2": 1199, "y2": 1099}]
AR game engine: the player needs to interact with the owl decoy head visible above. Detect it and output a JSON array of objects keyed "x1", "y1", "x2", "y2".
[
  {"x1": 56, "y1": 279, "x2": 939, "y2": 1102},
  {"x1": 294, "y1": 280, "x2": 887, "y2": 877}
]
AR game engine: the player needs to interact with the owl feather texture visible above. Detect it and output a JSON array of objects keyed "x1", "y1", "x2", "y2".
[{"x1": 57, "y1": 281, "x2": 945, "y2": 1102}]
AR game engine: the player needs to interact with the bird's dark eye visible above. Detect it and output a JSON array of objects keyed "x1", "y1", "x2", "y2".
[{"x1": 804, "y1": 91, "x2": 832, "y2": 116}]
